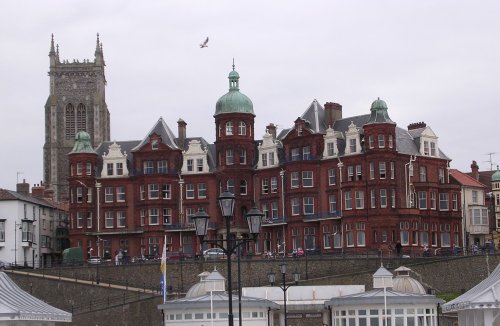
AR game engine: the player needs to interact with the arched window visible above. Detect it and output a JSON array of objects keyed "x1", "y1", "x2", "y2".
[
  {"x1": 65, "y1": 104, "x2": 75, "y2": 139},
  {"x1": 238, "y1": 121, "x2": 246, "y2": 135},
  {"x1": 226, "y1": 121, "x2": 233, "y2": 135},
  {"x1": 76, "y1": 103, "x2": 87, "y2": 133}
]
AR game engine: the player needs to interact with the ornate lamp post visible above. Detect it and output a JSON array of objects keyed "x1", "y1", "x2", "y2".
[
  {"x1": 268, "y1": 263, "x2": 300, "y2": 326},
  {"x1": 193, "y1": 191, "x2": 263, "y2": 326}
]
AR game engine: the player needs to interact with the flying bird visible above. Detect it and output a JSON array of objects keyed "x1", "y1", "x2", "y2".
[{"x1": 200, "y1": 37, "x2": 209, "y2": 48}]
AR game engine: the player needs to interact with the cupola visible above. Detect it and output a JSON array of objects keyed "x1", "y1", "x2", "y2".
[
  {"x1": 69, "y1": 131, "x2": 96, "y2": 154},
  {"x1": 214, "y1": 63, "x2": 254, "y2": 117},
  {"x1": 366, "y1": 97, "x2": 395, "y2": 124}
]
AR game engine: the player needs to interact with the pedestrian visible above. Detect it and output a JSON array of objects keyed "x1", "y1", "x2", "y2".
[{"x1": 395, "y1": 241, "x2": 402, "y2": 256}]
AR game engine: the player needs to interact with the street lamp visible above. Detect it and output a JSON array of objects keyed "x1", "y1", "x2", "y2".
[
  {"x1": 193, "y1": 191, "x2": 263, "y2": 326},
  {"x1": 267, "y1": 263, "x2": 300, "y2": 326}
]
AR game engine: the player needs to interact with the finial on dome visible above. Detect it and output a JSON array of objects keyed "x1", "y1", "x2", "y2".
[{"x1": 232, "y1": 58, "x2": 235, "y2": 71}]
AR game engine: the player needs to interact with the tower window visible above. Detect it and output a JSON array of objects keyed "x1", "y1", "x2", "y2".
[
  {"x1": 238, "y1": 121, "x2": 246, "y2": 135},
  {"x1": 226, "y1": 122, "x2": 233, "y2": 135}
]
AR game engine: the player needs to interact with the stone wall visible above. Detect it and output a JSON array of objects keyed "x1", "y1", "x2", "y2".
[{"x1": 9, "y1": 255, "x2": 500, "y2": 325}]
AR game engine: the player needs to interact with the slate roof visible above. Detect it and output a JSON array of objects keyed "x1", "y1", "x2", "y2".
[
  {"x1": 278, "y1": 100, "x2": 451, "y2": 160},
  {"x1": 450, "y1": 169, "x2": 487, "y2": 188},
  {"x1": 0, "y1": 272, "x2": 71, "y2": 322},
  {"x1": 0, "y1": 189, "x2": 55, "y2": 208},
  {"x1": 131, "y1": 117, "x2": 179, "y2": 152},
  {"x1": 443, "y1": 263, "x2": 500, "y2": 313}
]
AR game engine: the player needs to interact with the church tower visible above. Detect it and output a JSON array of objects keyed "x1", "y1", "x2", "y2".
[{"x1": 43, "y1": 34, "x2": 110, "y2": 201}]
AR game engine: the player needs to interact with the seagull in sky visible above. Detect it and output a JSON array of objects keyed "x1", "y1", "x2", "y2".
[{"x1": 200, "y1": 37, "x2": 209, "y2": 48}]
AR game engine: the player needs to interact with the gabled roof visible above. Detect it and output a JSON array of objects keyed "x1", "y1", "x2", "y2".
[
  {"x1": 0, "y1": 189, "x2": 55, "y2": 208},
  {"x1": 0, "y1": 272, "x2": 72, "y2": 322},
  {"x1": 450, "y1": 169, "x2": 487, "y2": 188},
  {"x1": 443, "y1": 263, "x2": 500, "y2": 313},
  {"x1": 132, "y1": 117, "x2": 179, "y2": 152}
]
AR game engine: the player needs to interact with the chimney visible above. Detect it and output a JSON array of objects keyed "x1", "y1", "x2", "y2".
[
  {"x1": 177, "y1": 119, "x2": 187, "y2": 147},
  {"x1": 471, "y1": 160, "x2": 479, "y2": 180},
  {"x1": 266, "y1": 123, "x2": 277, "y2": 139},
  {"x1": 32, "y1": 182, "x2": 45, "y2": 198},
  {"x1": 407, "y1": 122, "x2": 427, "y2": 130},
  {"x1": 324, "y1": 102, "x2": 342, "y2": 128},
  {"x1": 16, "y1": 179, "x2": 30, "y2": 195}
]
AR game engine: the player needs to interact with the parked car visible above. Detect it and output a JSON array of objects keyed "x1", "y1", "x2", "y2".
[
  {"x1": 87, "y1": 256, "x2": 102, "y2": 265},
  {"x1": 203, "y1": 248, "x2": 226, "y2": 260}
]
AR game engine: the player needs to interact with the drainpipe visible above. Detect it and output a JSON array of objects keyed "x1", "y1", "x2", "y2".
[
  {"x1": 178, "y1": 175, "x2": 184, "y2": 251},
  {"x1": 280, "y1": 169, "x2": 286, "y2": 257},
  {"x1": 95, "y1": 182, "x2": 101, "y2": 258},
  {"x1": 337, "y1": 159, "x2": 344, "y2": 254}
]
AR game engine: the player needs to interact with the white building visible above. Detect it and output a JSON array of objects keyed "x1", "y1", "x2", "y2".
[
  {"x1": 325, "y1": 266, "x2": 443, "y2": 326},
  {"x1": 0, "y1": 183, "x2": 67, "y2": 268},
  {"x1": 450, "y1": 168, "x2": 490, "y2": 249},
  {"x1": 158, "y1": 270, "x2": 279, "y2": 325}
]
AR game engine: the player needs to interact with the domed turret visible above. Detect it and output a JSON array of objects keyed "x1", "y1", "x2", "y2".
[
  {"x1": 214, "y1": 63, "x2": 254, "y2": 117},
  {"x1": 366, "y1": 97, "x2": 394, "y2": 124},
  {"x1": 69, "y1": 131, "x2": 96, "y2": 154},
  {"x1": 492, "y1": 166, "x2": 500, "y2": 182}
]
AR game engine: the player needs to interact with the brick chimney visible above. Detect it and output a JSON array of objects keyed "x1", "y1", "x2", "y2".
[
  {"x1": 470, "y1": 160, "x2": 479, "y2": 180},
  {"x1": 407, "y1": 122, "x2": 427, "y2": 130},
  {"x1": 266, "y1": 123, "x2": 277, "y2": 139},
  {"x1": 177, "y1": 119, "x2": 187, "y2": 147},
  {"x1": 16, "y1": 179, "x2": 30, "y2": 195},
  {"x1": 31, "y1": 181, "x2": 45, "y2": 198},
  {"x1": 324, "y1": 102, "x2": 342, "y2": 128}
]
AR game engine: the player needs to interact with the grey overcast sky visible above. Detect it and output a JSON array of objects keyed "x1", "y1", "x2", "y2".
[{"x1": 1, "y1": 1, "x2": 499, "y2": 191}]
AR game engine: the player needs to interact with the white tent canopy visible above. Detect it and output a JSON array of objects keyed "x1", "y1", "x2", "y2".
[
  {"x1": 443, "y1": 263, "x2": 500, "y2": 325},
  {"x1": 0, "y1": 272, "x2": 72, "y2": 324}
]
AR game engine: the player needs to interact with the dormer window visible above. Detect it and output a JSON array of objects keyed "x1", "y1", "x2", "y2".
[
  {"x1": 181, "y1": 139, "x2": 209, "y2": 174},
  {"x1": 349, "y1": 139, "x2": 357, "y2": 153},
  {"x1": 101, "y1": 142, "x2": 129, "y2": 178},
  {"x1": 424, "y1": 141, "x2": 429, "y2": 156},
  {"x1": 430, "y1": 142, "x2": 436, "y2": 156},
  {"x1": 297, "y1": 126, "x2": 303, "y2": 136},
  {"x1": 345, "y1": 122, "x2": 361, "y2": 155},
  {"x1": 226, "y1": 121, "x2": 233, "y2": 135},
  {"x1": 323, "y1": 127, "x2": 341, "y2": 159},
  {"x1": 151, "y1": 139, "x2": 159, "y2": 150}
]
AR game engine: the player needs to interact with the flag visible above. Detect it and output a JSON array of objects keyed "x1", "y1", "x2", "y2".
[{"x1": 160, "y1": 235, "x2": 167, "y2": 303}]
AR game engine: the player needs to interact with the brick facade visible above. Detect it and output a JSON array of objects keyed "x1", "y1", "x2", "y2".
[{"x1": 67, "y1": 67, "x2": 462, "y2": 260}]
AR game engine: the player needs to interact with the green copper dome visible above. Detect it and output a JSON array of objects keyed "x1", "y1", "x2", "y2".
[
  {"x1": 366, "y1": 97, "x2": 394, "y2": 124},
  {"x1": 69, "y1": 131, "x2": 96, "y2": 154},
  {"x1": 214, "y1": 64, "x2": 254, "y2": 117},
  {"x1": 371, "y1": 98, "x2": 388, "y2": 110},
  {"x1": 492, "y1": 167, "x2": 500, "y2": 182}
]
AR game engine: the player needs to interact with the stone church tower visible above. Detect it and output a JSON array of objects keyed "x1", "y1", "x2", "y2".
[{"x1": 43, "y1": 34, "x2": 110, "y2": 201}]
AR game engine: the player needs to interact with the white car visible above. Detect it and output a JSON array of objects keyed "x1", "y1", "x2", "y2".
[
  {"x1": 88, "y1": 256, "x2": 102, "y2": 265},
  {"x1": 203, "y1": 248, "x2": 225, "y2": 260}
]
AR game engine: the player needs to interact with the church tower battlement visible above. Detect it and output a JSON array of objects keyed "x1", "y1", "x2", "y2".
[{"x1": 44, "y1": 34, "x2": 110, "y2": 201}]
